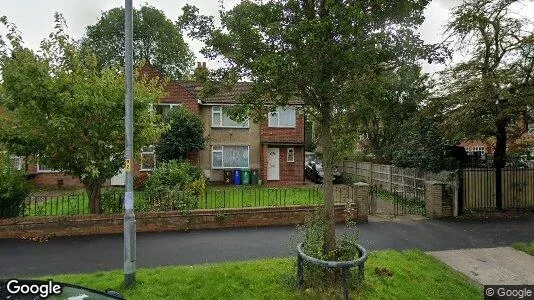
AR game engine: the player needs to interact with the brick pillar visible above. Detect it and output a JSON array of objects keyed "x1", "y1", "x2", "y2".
[
  {"x1": 352, "y1": 182, "x2": 369, "y2": 222},
  {"x1": 425, "y1": 181, "x2": 453, "y2": 218}
]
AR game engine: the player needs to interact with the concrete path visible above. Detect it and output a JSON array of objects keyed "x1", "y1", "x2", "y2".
[
  {"x1": 428, "y1": 247, "x2": 534, "y2": 285},
  {"x1": 1, "y1": 216, "x2": 533, "y2": 277}
]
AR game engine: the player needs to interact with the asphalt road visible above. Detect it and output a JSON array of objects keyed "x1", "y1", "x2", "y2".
[{"x1": 1, "y1": 216, "x2": 533, "y2": 278}]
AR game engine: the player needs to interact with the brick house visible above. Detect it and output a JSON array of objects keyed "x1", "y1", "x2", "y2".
[{"x1": 13, "y1": 64, "x2": 305, "y2": 187}]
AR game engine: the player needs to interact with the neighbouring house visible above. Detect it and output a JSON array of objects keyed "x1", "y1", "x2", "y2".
[{"x1": 12, "y1": 63, "x2": 306, "y2": 187}]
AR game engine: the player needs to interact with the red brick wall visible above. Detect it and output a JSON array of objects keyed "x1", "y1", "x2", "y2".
[
  {"x1": 0, "y1": 204, "x2": 366, "y2": 239},
  {"x1": 260, "y1": 145, "x2": 305, "y2": 185},
  {"x1": 138, "y1": 65, "x2": 199, "y2": 114},
  {"x1": 260, "y1": 112, "x2": 305, "y2": 143}
]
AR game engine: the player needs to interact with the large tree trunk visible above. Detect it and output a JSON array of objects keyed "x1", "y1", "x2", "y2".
[
  {"x1": 493, "y1": 118, "x2": 509, "y2": 211},
  {"x1": 85, "y1": 181, "x2": 103, "y2": 214},
  {"x1": 320, "y1": 115, "x2": 336, "y2": 256}
]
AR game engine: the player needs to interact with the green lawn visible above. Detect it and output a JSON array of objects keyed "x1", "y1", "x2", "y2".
[
  {"x1": 24, "y1": 186, "x2": 325, "y2": 217},
  {"x1": 512, "y1": 242, "x2": 534, "y2": 256},
  {"x1": 40, "y1": 250, "x2": 481, "y2": 300}
]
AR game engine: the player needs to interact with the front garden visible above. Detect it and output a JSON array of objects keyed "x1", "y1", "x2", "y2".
[{"x1": 41, "y1": 250, "x2": 481, "y2": 300}]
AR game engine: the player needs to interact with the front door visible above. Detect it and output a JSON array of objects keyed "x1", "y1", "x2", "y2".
[{"x1": 267, "y1": 148, "x2": 280, "y2": 180}]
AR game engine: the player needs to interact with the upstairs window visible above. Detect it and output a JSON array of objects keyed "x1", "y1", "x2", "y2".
[
  {"x1": 473, "y1": 146, "x2": 485, "y2": 156},
  {"x1": 156, "y1": 103, "x2": 181, "y2": 116},
  {"x1": 528, "y1": 124, "x2": 534, "y2": 134},
  {"x1": 11, "y1": 156, "x2": 22, "y2": 170},
  {"x1": 140, "y1": 146, "x2": 156, "y2": 171},
  {"x1": 37, "y1": 164, "x2": 59, "y2": 173},
  {"x1": 268, "y1": 107, "x2": 296, "y2": 128},
  {"x1": 212, "y1": 106, "x2": 249, "y2": 128}
]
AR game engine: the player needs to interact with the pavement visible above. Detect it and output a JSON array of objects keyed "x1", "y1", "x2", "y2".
[
  {"x1": 0, "y1": 216, "x2": 533, "y2": 278},
  {"x1": 428, "y1": 247, "x2": 534, "y2": 285}
]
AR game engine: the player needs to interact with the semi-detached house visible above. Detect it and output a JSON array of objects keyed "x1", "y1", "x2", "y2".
[{"x1": 18, "y1": 65, "x2": 306, "y2": 187}]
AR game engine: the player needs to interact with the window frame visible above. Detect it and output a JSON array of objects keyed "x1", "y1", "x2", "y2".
[
  {"x1": 37, "y1": 164, "x2": 60, "y2": 173},
  {"x1": 11, "y1": 156, "x2": 22, "y2": 170},
  {"x1": 211, "y1": 145, "x2": 250, "y2": 169},
  {"x1": 156, "y1": 103, "x2": 182, "y2": 115},
  {"x1": 139, "y1": 146, "x2": 156, "y2": 171},
  {"x1": 211, "y1": 106, "x2": 249, "y2": 128},
  {"x1": 268, "y1": 106, "x2": 296, "y2": 128},
  {"x1": 287, "y1": 148, "x2": 295, "y2": 163}
]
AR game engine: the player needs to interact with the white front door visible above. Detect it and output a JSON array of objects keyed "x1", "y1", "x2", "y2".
[
  {"x1": 267, "y1": 148, "x2": 280, "y2": 180},
  {"x1": 110, "y1": 169, "x2": 126, "y2": 186}
]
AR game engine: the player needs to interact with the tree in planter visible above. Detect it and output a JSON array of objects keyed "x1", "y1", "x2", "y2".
[
  {"x1": 180, "y1": 0, "x2": 438, "y2": 257},
  {"x1": 80, "y1": 5, "x2": 194, "y2": 80},
  {"x1": 0, "y1": 14, "x2": 164, "y2": 214},
  {"x1": 434, "y1": 0, "x2": 534, "y2": 209},
  {"x1": 155, "y1": 106, "x2": 206, "y2": 163}
]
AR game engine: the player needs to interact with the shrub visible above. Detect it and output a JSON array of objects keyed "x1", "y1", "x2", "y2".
[
  {"x1": 144, "y1": 160, "x2": 205, "y2": 212},
  {"x1": 0, "y1": 153, "x2": 32, "y2": 218},
  {"x1": 100, "y1": 187, "x2": 150, "y2": 214}
]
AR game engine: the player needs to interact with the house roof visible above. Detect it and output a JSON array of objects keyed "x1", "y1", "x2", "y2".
[{"x1": 181, "y1": 81, "x2": 304, "y2": 106}]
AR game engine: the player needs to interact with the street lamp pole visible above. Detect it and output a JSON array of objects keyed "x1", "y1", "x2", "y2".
[{"x1": 123, "y1": 0, "x2": 136, "y2": 287}]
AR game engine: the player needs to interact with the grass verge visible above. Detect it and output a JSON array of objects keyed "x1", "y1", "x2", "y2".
[
  {"x1": 512, "y1": 242, "x2": 534, "y2": 256},
  {"x1": 40, "y1": 250, "x2": 481, "y2": 300}
]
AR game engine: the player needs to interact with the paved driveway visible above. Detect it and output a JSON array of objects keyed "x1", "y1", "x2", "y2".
[{"x1": 0, "y1": 216, "x2": 533, "y2": 277}]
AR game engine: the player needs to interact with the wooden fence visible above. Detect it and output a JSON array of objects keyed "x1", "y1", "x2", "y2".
[{"x1": 336, "y1": 161, "x2": 454, "y2": 193}]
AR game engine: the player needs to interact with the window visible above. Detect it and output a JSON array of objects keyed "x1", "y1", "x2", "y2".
[
  {"x1": 211, "y1": 146, "x2": 249, "y2": 169},
  {"x1": 473, "y1": 146, "x2": 485, "y2": 156},
  {"x1": 528, "y1": 124, "x2": 534, "y2": 134},
  {"x1": 287, "y1": 148, "x2": 295, "y2": 162},
  {"x1": 156, "y1": 103, "x2": 181, "y2": 116},
  {"x1": 11, "y1": 156, "x2": 22, "y2": 170},
  {"x1": 268, "y1": 107, "x2": 296, "y2": 128},
  {"x1": 37, "y1": 164, "x2": 59, "y2": 173},
  {"x1": 140, "y1": 146, "x2": 156, "y2": 171},
  {"x1": 212, "y1": 106, "x2": 249, "y2": 128}
]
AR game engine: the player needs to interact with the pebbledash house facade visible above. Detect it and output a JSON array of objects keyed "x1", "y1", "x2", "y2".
[{"x1": 17, "y1": 64, "x2": 306, "y2": 187}]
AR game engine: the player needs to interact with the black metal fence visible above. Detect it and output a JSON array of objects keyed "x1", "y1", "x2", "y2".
[
  {"x1": 16, "y1": 186, "x2": 357, "y2": 218},
  {"x1": 370, "y1": 185, "x2": 426, "y2": 216},
  {"x1": 459, "y1": 165, "x2": 534, "y2": 212}
]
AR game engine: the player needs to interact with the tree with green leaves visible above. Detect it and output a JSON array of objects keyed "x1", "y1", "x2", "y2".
[
  {"x1": 81, "y1": 5, "x2": 194, "y2": 80},
  {"x1": 435, "y1": 0, "x2": 534, "y2": 209},
  {"x1": 0, "y1": 14, "x2": 165, "y2": 214},
  {"x1": 155, "y1": 106, "x2": 206, "y2": 163},
  {"x1": 180, "y1": 0, "x2": 437, "y2": 256}
]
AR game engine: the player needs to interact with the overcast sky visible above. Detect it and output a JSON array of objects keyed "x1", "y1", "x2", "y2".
[{"x1": 1, "y1": 0, "x2": 533, "y2": 74}]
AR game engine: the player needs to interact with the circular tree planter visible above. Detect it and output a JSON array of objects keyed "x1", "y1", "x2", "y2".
[{"x1": 296, "y1": 242, "x2": 368, "y2": 300}]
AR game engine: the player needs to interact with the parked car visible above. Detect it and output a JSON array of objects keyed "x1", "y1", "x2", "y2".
[{"x1": 304, "y1": 153, "x2": 342, "y2": 184}]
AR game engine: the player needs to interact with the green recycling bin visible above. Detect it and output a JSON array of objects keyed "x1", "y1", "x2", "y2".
[
  {"x1": 250, "y1": 169, "x2": 259, "y2": 185},
  {"x1": 241, "y1": 169, "x2": 250, "y2": 185}
]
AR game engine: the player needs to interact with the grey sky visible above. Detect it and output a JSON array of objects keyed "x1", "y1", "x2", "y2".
[{"x1": 1, "y1": 0, "x2": 533, "y2": 74}]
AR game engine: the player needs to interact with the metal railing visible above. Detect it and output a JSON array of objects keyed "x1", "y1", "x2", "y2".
[{"x1": 16, "y1": 185, "x2": 356, "y2": 218}]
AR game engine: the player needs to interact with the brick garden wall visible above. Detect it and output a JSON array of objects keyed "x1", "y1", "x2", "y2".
[{"x1": 0, "y1": 204, "x2": 367, "y2": 239}]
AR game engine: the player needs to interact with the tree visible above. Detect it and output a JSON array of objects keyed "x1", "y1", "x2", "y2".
[
  {"x1": 155, "y1": 106, "x2": 206, "y2": 163},
  {"x1": 435, "y1": 0, "x2": 534, "y2": 209},
  {"x1": 80, "y1": 5, "x2": 194, "y2": 80},
  {"x1": 181, "y1": 0, "x2": 436, "y2": 255},
  {"x1": 0, "y1": 14, "x2": 165, "y2": 214}
]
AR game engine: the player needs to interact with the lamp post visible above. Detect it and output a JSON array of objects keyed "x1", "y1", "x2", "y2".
[{"x1": 123, "y1": 0, "x2": 136, "y2": 287}]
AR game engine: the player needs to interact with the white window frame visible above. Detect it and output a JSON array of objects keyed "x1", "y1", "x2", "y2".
[
  {"x1": 156, "y1": 103, "x2": 182, "y2": 115},
  {"x1": 268, "y1": 106, "x2": 296, "y2": 128},
  {"x1": 473, "y1": 146, "x2": 485, "y2": 155},
  {"x1": 528, "y1": 124, "x2": 534, "y2": 134},
  {"x1": 11, "y1": 156, "x2": 22, "y2": 170},
  {"x1": 37, "y1": 164, "x2": 60, "y2": 173},
  {"x1": 140, "y1": 146, "x2": 156, "y2": 171},
  {"x1": 287, "y1": 147, "x2": 295, "y2": 163},
  {"x1": 211, "y1": 106, "x2": 249, "y2": 128},
  {"x1": 211, "y1": 145, "x2": 250, "y2": 169}
]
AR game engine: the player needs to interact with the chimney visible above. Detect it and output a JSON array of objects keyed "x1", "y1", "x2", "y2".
[
  {"x1": 196, "y1": 62, "x2": 202, "y2": 69},
  {"x1": 202, "y1": 62, "x2": 206, "y2": 68}
]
